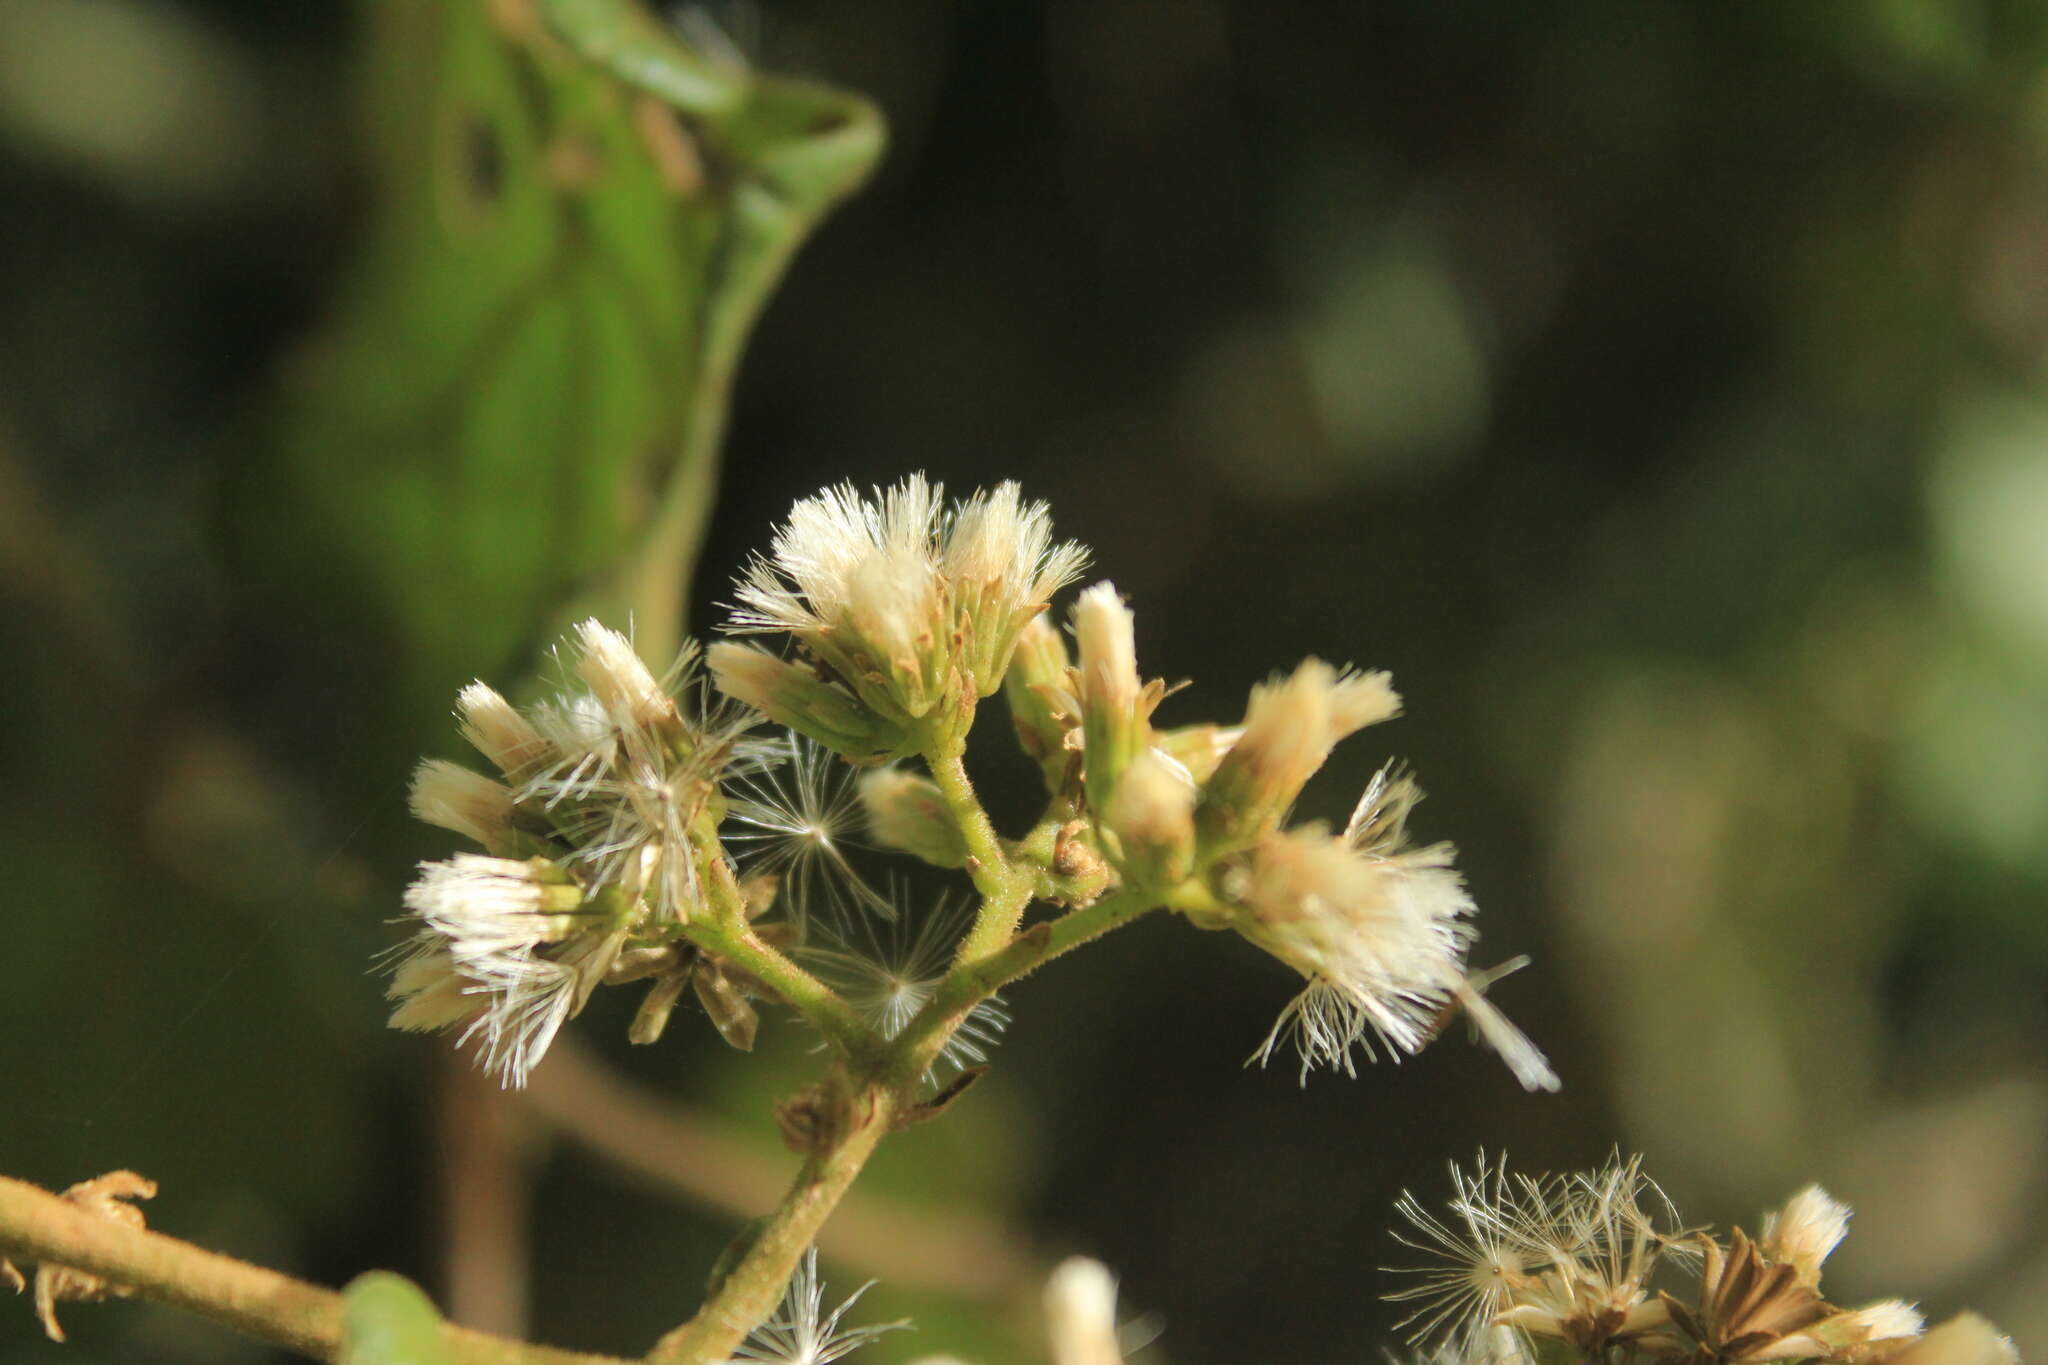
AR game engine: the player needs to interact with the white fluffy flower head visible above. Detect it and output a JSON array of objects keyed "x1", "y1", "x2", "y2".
[
  {"x1": 722, "y1": 476, "x2": 1086, "y2": 755},
  {"x1": 1761, "y1": 1184, "x2": 1851, "y2": 1286},
  {"x1": 388, "y1": 621, "x2": 756, "y2": 1087},
  {"x1": 1237, "y1": 823, "x2": 1475, "y2": 1076},
  {"x1": 1238, "y1": 767, "x2": 1553, "y2": 1089}
]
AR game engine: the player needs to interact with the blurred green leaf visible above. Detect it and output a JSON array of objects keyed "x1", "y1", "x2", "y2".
[
  {"x1": 235, "y1": 0, "x2": 883, "y2": 748},
  {"x1": 341, "y1": 1271, "x2": 453, "y2": 1365}
]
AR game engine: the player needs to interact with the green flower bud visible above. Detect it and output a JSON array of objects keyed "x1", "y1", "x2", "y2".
[
  {"x1": 1101, "y1": 747, "x2": 1196, "y2": 886},
  {"x1": 706, "y1": 642, "x2": 912, "y2": 763},
  {"x1": 859, "y1": 767, "x2": 970, "y2": 869}
]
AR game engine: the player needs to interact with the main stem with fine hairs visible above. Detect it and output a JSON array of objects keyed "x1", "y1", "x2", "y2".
[
  {"x1": 645, "y1": 1076, "x2": 897, "y2": 1365},
  {"x1": 0, "y1": 1177, "x2": 626, "y2": 1365},
  {"x1": 927, "y1": 744, "x2": 1044, "y2": 967}
]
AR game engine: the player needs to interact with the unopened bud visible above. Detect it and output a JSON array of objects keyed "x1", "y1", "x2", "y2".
[
  {"x1": 1813, "y1": 1301, "x2": 1924, "y2": 1353},
  {"x1": 1201, "y1": 660, "x2": 1399, "y2": 842},
  {"x1": 707, "y1": 642, "x2": 910, "y2": 763},
  {"x1": 1005, "y1": 616, "x2": 1079, "y2": 793},
  {"x1": 1762, "y1": 1186, "x2": 1850, "y2": 1286},
  {"x1": 457, "y1": 682, "x2": 550, "y2": 778},
  {"x1": 1043, "y1": 1258, "x2": 1122, "y2": 1365},
  {"x1": 1155, "y1": 722, "x2": 1240, "y2": 784},
  {"x1": 1072, "y1": 583, "x2": 1147, "y2": 813},
  {"x1": 1879, "y1": 1315, "x2": 2016, "y2": 1365},
  {"x1": 573, "y1": 619, "x2": 678, "y2": 737},
  {"x1": 1102, "y1": 748, "x2": 1195, "y2": 885},
  {"x1": 409, "y1": 759, "x2": 515, "y2": 852},
  {"x1": 860, "y1": 768, "x2": 969, "y2": 868}
]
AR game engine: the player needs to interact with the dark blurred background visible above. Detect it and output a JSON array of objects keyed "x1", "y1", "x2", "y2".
[{"x1": 4, "y1": 2, "x2": 2047, "y2": 1362}]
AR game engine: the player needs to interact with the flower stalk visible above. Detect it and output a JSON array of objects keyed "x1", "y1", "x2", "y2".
[
  {"x1": 678, "y1": 859, "x2": 873, "y2": 1058},
  {"x1": 923, "y1": 744, "x2": 1048, "y2": 968},
  {"x1": 646, "y1": 1081, "x2": 898, "y2": 1365}
]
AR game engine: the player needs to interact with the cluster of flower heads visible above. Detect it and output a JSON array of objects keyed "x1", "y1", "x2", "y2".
[
  {"x1": 1388, "y1": 1153, "x2": 2016, "y2": 1365},
  {"x1": 698, "y1": 1174, "x2": 2016, "y2": 1365},
  {"x1": 1011, "y1": 582, "x2": 1555, "y2": 1088},
  {"x1": 373, "y1": 479, "x2": 2023, "y2": 1365},
  {"x1": 387, "y1": 627, "x2": 993, "y2": 1084},
  {"x1": 388, "y1": 474, "x2": 1549, "y2": 1091},
  {"x1": 387, "y1": 621, "x2": 773, "y2": 1084},
  {"x1": 711, "y1": 477, "x2": 1090, "y2": 761},
  {"x1": 717, "y1": 477, "x2": 1551, "y2": 1086}
]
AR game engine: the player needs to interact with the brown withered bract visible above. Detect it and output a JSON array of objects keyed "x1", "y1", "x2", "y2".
[
  {"x1": 625, "y1": 873, "x2": 795, "y2": 1049},
  {"x1": 893, "y1": 1066, "x2": 988, "y2": 1131},
  {"x1": 1661, "y1": 1229, "x2": 1834, "y2": 1364},
  {"x1": 774, "y1": 1082, "x2": 836, "y2": 1154},
  {"x1": 31, "y1": 1171, "x2": 157, "y2": 1343},
  {"x1": 773, "y1": 1077, "x2": 876, "y2": 1156}
]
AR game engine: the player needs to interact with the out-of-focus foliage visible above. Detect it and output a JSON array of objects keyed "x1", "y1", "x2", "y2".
[
  {"x1": 341, "y1": 1273, "x2": 451, "y2": 1365},
  {"x1": 2, "y1": 2, "x2": 2045, "y2": 1364},
  {"x1": 233, "y1": 0, "x2": 881, "y2": 792}
]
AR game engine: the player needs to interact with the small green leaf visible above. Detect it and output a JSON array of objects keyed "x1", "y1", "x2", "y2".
[{"x1": 341, "y1": 1271, "x2": 454, "y2": 1365}]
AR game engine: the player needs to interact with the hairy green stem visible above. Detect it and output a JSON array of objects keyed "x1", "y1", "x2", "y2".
[
  {"x1": 952, "y1": 874, "x2": 1038, "y2": 971},
  {"x1": 927, "y1": 746, "x2": 1042, "y2": 965},
  {"x1": 926, "y1": 748, "x2": 1010, "y2": 893},
  {"x1": 0, "y1": 1177, "x2": 624, "y2": 1364},
  {"x1": 894, "y1": 887, "x2": 1161, "y2": 1084},
  {"x1": 682, "y1": 866, "x2": 872, "y2": 1058},
  {"x1": 1007, "y1": 812, "x2": 1066, "y2": 869},
  {"x1": 980, "y1": 886, "x2": 1161, "y2": 989},
  {"x1": 645, "y1": 1083, "x2": 896, "y2": 1365}
]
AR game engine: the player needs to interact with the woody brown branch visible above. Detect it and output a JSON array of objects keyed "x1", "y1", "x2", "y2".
[{"x1": 0, "y1": 1175, "x2": 624, "y2": 1365}]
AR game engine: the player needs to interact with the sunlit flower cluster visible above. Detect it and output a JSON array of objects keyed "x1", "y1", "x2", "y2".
[
  {"x1": 1387, "y1": 1154, "x2": 2014, "y2": 1365},
  {"x1": 711, "y1": 476, "x2": 1088, "y2": 761},
  {"x1": 387, "y1": 475, "x2": 1550, "y2": 1101},
  {"x1": 387, "y1": 621, "x2": 761, "y2": 1085},
  {"x1": 1043, "y1": 583, "x2": 1551, "y2": 1088}
]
